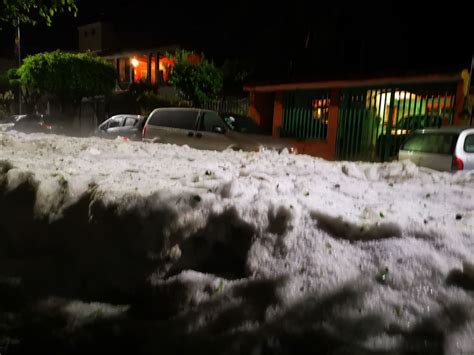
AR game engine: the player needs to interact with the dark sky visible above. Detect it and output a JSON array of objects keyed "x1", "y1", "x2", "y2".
[{"x1": 1, "y1": 0, "x2": 473, "y2": 82}]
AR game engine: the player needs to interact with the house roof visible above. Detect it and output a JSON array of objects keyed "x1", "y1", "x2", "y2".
[{"x1": 99, "y1": 45, "x2": 181, "y2": 58}]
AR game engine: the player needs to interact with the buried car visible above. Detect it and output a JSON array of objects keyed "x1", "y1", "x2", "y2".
[
  {"x1": 142, "y1": 108, "x2": 296, "y2": 153},
  {"x1": 96, "y1": 114, "x2": 146, "y2": 140},
  {"x1": 0, "y1": 113, "x2": 57, "y2": 134},
  {"x1": 398, "y1": 126, "x2": 474, "y2": 171}
]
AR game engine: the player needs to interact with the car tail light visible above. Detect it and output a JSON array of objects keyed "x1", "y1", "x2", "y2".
[
  {"x1": 39, "y1": 122, "x2": 52, "y2": 130},
  {"x1": 142, "y1": 124, "x2": 147, "y2": 138},
  {"x1": 452, "y1": 156, "x2": 464, "y2": 171}
]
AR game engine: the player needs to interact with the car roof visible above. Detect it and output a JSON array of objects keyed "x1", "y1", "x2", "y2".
[
  {"x1": 110, "y1": 114, "x2": 143, "y2": 118},
  {"x1": 150, "y1": 107, "x2": 217, "y2": 114},
  {"x1": 414, "y1": 126, "x2": 474, "y2": 134}
]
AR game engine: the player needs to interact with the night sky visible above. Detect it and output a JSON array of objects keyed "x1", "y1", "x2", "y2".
[{"x1": 1, "y1": 0, "x2": 473, "y2": 82}]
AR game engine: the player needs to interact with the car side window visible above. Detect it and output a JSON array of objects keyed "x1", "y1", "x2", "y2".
[
  {"x1": 402, "y1": 134, "x2": 424, "y2": 151},
  {"x1": 464, "y1": 134, "x2": 474, "y2": 153},
  {"x1": 148, "y1": 110, "x2": 198, "y2": 130},
  {"x1": 99, "y1": 120, "x2": 109, "y2": 130},
  {"x1": 124, "y1": 117, "x2": 137, "y2": 127},
  {"x1": 108, "y1": 117, "x2": 122, "y2": 128},
  {"x1": 200, "y1": 112, "x2": 225, "y2": 132},
  {"x1": 403, "y1": 133, "x2": 458, "y2": 154}
]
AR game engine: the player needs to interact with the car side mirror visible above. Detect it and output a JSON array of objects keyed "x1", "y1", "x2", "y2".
[{"x1": 213, "y1": 125, "x2": 225, "y2": 134}]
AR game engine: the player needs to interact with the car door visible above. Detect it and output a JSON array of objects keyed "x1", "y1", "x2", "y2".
[
  {"x1": 417, "y1": 133, "x2": 456, "y2": 171},
  {"x1": 119, "y1": 116, "x2": 140, "y2": 138},
  {"x1": 145, "y1": 109, "x2": 200, "y2": 148},
  {"x1": 461, "y1": 133, "x2": 474, "y2": 170},
  {"x1": 104, "y1": 116, "x2": 125, "y2": 137},
  {"x1": 194, "y1": 111, "x2": 235, "y2": 151}
]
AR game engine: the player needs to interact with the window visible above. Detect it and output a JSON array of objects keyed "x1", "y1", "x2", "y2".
[
  {"x1": 200, "y1": 112, "x2": 225, "y2": 132},
  {"x1": 402, "y1": 133, "x2": 458, "y2": 155},
  {"x1": 148, "y1": 110, "x2": 198, "y2": 130},
  {"x1": 221, "y1": 113, "x2": 264, "y2": 134},
  {"x1": 108, "y1": 117, "x2": 123, "y2": 128},
  {"x1": 464, "y1": 134, "x2": 474, "y2": 153},
  {"x1": 124, "y1": 117, "x2": 137, "y2": 127},
  {"x1": 312, "y1": 98, "x2": 330, "y2": 122}
]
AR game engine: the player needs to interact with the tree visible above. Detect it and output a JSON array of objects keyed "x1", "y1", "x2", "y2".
[
  {"x1": 167, "y1": 50, "x2": 223, "y2": 107},
  {"x1": 0, "y1": 0, "x2": 77, "y2": 26},
  {"x1": 221, "y1": 58, "x2": 255, "y2": 94},
  {"x1": 0, "y1": 72, "x2": 14, "y2": 117},
  {"x1": 13, "y1": 51, "x2": 116, "y2": 112}
]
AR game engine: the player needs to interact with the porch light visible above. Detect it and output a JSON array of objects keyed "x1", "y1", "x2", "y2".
[{"x1": 130, "y1": 57, "x2": 139, "y2": 68}]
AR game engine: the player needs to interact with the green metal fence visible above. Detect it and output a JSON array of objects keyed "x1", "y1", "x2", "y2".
[
  {"x1": 282, "y1": 90, "x2": 330, "y2": 140},
  {"x1": 336, "y1": 83, "x2": 458, "y2": 162},
  {"x1": 201, "y1": 98, "x2": 249, "y2": 116}
]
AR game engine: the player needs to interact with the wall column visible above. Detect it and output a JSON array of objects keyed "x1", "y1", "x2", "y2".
[
  {"x1": 147, "y1": 53, "x2": 152, "y2": 84},
  {"x1": 272, "y1": 92, "x2": 283, "y2": 137},
  {"x1": 326, "y1": 88, "x2": 340, "y2": 160},
  {"x1": 115, "y1": 57, "x2": 119, "y2": 89},
  {"x1": 155, "y1": 52, "x2": 160, "y2": 86},
  {"x1": 453, "y1": 71, "x2": 470, "y2": 125}
]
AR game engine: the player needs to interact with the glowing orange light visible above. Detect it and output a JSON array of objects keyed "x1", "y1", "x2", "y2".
[{"x1": 130, "y1": 57, "x2": 139, "y2": 68}]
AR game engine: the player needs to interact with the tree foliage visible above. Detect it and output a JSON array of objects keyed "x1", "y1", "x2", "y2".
[
  {"x1": 14, "y1": 51, "x2": 116, "y2": 108},
  {"x1": 0, "y1": 0, "x2": 78, "y2": 26},
  {"x1": 167, "y1": 50, "x2": 223, "y2": 107},
  {"x1": 221, "y1": 58, "x2": 255, "y2": 93}
]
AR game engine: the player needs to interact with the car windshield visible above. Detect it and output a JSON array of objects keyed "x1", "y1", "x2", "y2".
[{"x1": 221, "y1": 113, "x2": 265, "y2": 135}]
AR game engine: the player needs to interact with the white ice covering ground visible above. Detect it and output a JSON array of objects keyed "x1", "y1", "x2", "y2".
[{"x1": 1, "y1": 130, "x2": 473, "y2": 354}]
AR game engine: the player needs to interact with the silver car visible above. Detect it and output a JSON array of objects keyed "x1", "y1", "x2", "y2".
[
  {"x1": 96, "y1": 114, "x2": 146, "y2": 140},
  {"x1": 398, "y1": 127, "x2": 474, "y2": 171},
  {"x1": 142, "y1": 108, "x2": 296, "y2": 153}
]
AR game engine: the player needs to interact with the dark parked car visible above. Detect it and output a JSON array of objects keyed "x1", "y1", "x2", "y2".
[
  {"x1": 95, "y1": 114, "x2": 146, "y2": 140},
  {"x1": 0, "y1": 113, "x2": 57, "y2": 134}
]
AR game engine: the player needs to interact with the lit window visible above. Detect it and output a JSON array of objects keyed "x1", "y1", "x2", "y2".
[{"x1": 312, "y1": 98, "x2": 330, "y2": 123}]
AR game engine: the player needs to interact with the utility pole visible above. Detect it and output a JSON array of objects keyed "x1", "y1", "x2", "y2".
[{"x1": 16, "y1": 18, "x2": 22, "y2": 114}]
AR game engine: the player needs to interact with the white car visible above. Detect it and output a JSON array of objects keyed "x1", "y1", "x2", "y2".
[{"x1": 398, "y1": 127, "x2": 474, "y2": 171}]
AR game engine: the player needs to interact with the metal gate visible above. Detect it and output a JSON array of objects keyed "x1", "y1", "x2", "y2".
[
  {"x1": 281, "y1": 90, "x2": 330, "y2": 140},
  {"x1": 336, "y1": 83, "x2": 458, "y2": 162}
]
